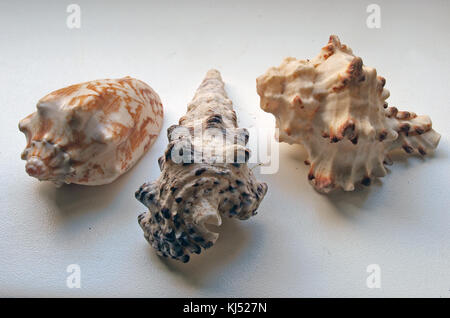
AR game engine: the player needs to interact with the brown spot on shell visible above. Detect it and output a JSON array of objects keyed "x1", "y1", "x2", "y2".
[
  {"x1": 332, "y1": 57, "x2": 364, "y2": 92},
  {"x1": 402, "y1": 144, "x2": 414, "y2": 154},
  {"x1": 386, "y1": 107, "x2": 398, "y2": 118},
  {"x1": 418, "y1": 147, "x2": 427, "y2": 156},
  {"x1": 348, "y1": 57, "x2": 364, "y2": 82},
  {"x1": 293, "y1": 95, "x2": 303, "y2": 106},
  {"x1": 322, "y1": 35, "x2": 341, "y2": 59},
  {"x1": 338, "y1": 119, "x2": 356, "y2": 141},
  {"x1": 322, "y1": 44, "x2": 335, "y2": 60},
  {"x1": 361, "y1": 176, "x2": 371, "y2": 186},
  {"x1": 399, "y1": 123, "x2": 411, "y2": 135},
  {"x1": 414, "y1": 127, "x2": 425, "y2": 135},
  {"x1": 378, "y1": 130, "x2": 388, "y2": 141},
  {"x1": 396, "y1": 111, "x2": 411, "y2": 120},
  {"x1": 377, "y1": 76, "x2": 386, "y2": 92}
]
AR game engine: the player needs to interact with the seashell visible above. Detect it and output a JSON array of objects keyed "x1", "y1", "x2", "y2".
[
  {"x1": 19, "y1": 77, "x2": 164, "y2": 186},
  {"x1": 257, "y1": 35, "x2": 441, "y2": 193},
  {"x1": 135, "y1": 70, "x2": 267, "y2": 262}
]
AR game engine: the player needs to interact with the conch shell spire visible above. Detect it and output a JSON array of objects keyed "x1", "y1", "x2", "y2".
[
  {"x1": 19, "y1": 138, "x2": 73, "y2": 187},
  {"x1": 136, "y1": 70, "x2": 267, "y2": 262},
  {"x1": 257, "y1": 35, "x2": 441, "y2": 193}
]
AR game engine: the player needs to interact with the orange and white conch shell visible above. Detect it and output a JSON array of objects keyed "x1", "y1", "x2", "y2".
[
  {"x1": 257, "y1": 35, "x2": 441, "y2": 193},
  {"x1": 19, "y1": 77, "x2": 164, "y2": 186}
]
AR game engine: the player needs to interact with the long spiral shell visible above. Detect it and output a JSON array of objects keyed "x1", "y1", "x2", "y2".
[{"x1": 136, "y1": 70, "x2": 267, "y2": 262}]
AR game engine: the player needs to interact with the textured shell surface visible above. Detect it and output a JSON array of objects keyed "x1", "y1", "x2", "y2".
[
  {"x1": 257, "y1": 35, "x2": 441, "y2": 193},
  {"x1": 19, "y1": 77, "x2": 164, "y2": 186},
  {"x1": 136, "y1": 70, "x2": 267, "y2": 263}
]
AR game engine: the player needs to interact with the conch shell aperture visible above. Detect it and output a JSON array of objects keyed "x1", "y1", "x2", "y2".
[
  {"x1": 19, "y1": 77, "x2": 164, "y2": 186},
  {"x1": 136, "y1": 70, "x2": 267, "y2": 262},
  {"x1": 257, "y1": 35, "x2": 441, "y2": 193}
]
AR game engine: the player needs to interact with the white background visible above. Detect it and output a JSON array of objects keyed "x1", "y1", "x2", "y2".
[{"x1": 0, "y1": 0, "x2": 449, "y2": 297}]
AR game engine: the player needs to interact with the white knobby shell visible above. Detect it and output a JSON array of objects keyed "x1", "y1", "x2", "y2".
[
  {"x1": 19, "y1": 77, "x2": 164, "y2": 186},
  {"x1": 257, "y1": 35, "x2": 441, "y2": 193},
  {"x1": 136, "y1": 70, "x2": 267, "y2": 263}
]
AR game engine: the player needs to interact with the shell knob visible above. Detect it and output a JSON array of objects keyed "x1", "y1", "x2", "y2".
[{"x1": 25, "y1": 157, "x2": 50, "y2": 179}]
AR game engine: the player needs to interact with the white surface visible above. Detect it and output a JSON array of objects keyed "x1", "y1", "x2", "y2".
[{"x1": 0, "y1": 0, "x2": 449, "y2": 297}]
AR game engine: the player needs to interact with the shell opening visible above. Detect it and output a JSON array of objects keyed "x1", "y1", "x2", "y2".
[{"x1": 193, "y1": 198, "x2": 222, "y2": 241}]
